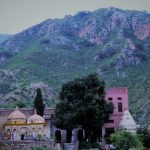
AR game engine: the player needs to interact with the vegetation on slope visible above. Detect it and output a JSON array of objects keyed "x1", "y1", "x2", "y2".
[{"x1": 0, "y1": 8, "x2": 150, "y2": 124}]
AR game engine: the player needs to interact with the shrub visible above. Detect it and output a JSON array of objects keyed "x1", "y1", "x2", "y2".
[
  {"x1": 111, "y1": 131, "x2": 143, "y2": 150},
  {"x1": 80, "y1": 140, "x2": 99, "y2": 149}
]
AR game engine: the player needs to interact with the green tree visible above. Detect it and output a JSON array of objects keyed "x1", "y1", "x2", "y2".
[
  {"x1": 54, "y1": 74, "x2": 113, "y2": 144},
  {"x1": 111, "y1": 131, "x2": 143, "y2": 150},
  {"x1": 34, "y1": 88, "x2": 45, "y2": 116},
  {"x1": 137, "y1": 126, "x2": 150, "y2": 148}
]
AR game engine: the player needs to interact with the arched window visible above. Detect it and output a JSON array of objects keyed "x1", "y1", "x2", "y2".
[
  {"x1": 55, "y1": 130, "x2": 61, "y2": 143},
  {"x1": 7, "y1": 129, "x2": 10, "y2": 133}
]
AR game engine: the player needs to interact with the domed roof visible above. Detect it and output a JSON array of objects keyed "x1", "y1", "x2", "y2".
[
  {"x1": 7, "y1": 109, "x2": 26, "y2": 119},
  {"x1": 28, "y1": 113, "x2": 45, "y2": 124}
]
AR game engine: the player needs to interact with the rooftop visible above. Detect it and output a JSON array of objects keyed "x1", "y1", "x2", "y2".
[{"x1": 106, "y1": 87, "x2": 128, "y2": 94}]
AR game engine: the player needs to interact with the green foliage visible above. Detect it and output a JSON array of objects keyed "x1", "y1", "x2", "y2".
[
  {"x1": 137, "y1": 126, "x2": 150, "y2": 148},
  {"x1": 34, "y1": 88, "x2": 45, "y2": 116},
  {"x1": 80, "y1": 140, "x2": 92, "y2": 149},
  {"x1": 0, "y1": 145, "x2": 4, "y2": 150},
  {"x1": 111, "y1": 131, "x2": 143, "y2": 150},
  {"x1": 80, "y1": 140, "x2": 100, "y2": 149},
  {"x1": 37, "y1": 134, "x2": 42, "y2": 140},
  {"x1": 54, "y1": 74, "x2": 113, "y2": 143},
  {"x1": 12, "y1": 101, "x2": 26, "y2": 108},
  {"x1": 0, "y1": 101, "x2": 27, "y2": 108}
]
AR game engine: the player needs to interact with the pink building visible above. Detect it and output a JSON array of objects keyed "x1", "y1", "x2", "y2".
[{"x1": 102, "y1": 87, "x2": 128, "y2": 143}]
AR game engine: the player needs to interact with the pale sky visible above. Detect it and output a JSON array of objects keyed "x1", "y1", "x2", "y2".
[{"x1": 0, "y1": 0, "x2": 150, "y2": 34}]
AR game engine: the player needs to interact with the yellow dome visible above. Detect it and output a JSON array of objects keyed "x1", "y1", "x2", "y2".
[
  {"x1": 7, "y1": 109, "x2": 26, "y2": 119},
  {"x1": 28, "y1": 114, "x2": 45, "y2": 123}
]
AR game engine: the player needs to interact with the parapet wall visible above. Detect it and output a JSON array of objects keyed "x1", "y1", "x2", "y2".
[
  {"x1": 106, "y1": 87, "x2": 128, "y2": 94},
  {"x1": 0, "y1": 140, "x2": 55, "y2": 150}
]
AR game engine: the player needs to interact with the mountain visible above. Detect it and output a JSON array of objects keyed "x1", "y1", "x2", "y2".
[
  {"x1": 0, "y1": 34, "x2": 10, "y2": 44},
  {"x1": 0, "y1": 7, "x2": 150, "y2": 124}
]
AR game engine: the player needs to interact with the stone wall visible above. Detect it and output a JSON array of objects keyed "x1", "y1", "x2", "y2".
[
  {"x1": 0, "y1": 140, "x2": 55, "y2": 150},
  {"x1": 64, "y1": 143, "x2": 75, "y2": 150}
]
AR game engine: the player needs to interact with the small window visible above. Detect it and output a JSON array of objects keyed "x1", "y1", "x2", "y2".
[
  {"x1": 118, "y1": 97, "x2": 122, "y2": 100},
  {"x1": 108, "y1": 97, "x2": 113, "y2": 101},
  {"x1": 106, "y1": 120, "x2": 114, "y2": 123},
  {"x1": 118, "y1": 102, "x2": 123, "y2": 112},
  {"x1": 109, "y1": 102, "x2": 114, "y2": 114}
]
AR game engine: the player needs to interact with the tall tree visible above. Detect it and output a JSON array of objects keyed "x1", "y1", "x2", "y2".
[
  {"x1": 34, "y1": 88, "x2": 45, "y2": 116},
  {"x1": 54, "y1": 74, "x2": 113, "y2": 144}
]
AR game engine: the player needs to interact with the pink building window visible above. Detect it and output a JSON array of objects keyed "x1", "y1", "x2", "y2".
[
  {"x1": 108, "y1": 97, "x2": 113, "y2": 101},
  {"x1": 108, "y1": 102, "x2": 113, "y2": 114},
  {"x1": 118, "y1": 102, "x2": 123, "y2": 112},
  {"x1": 106, "y1": 120, "x2": 114, "y2": 123},
  {"x1": 118, "y1": 97, "x2": 122, "y2": 100}
]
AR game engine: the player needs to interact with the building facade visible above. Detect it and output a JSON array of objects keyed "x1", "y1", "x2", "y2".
[
  {"x1": 0, "y1": 108, "x2": 53, "y2": 140},
  {"x1": 103, "y1": 87, "x2": 128, "y2": 143},
  {"x1": 0, "y1": 87, "x2": 134, "y2": 144}
]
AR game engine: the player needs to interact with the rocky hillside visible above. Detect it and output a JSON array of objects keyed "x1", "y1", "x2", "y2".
[{"x1": 0, "y1": 7, "x2": 150, "y2": 124}]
